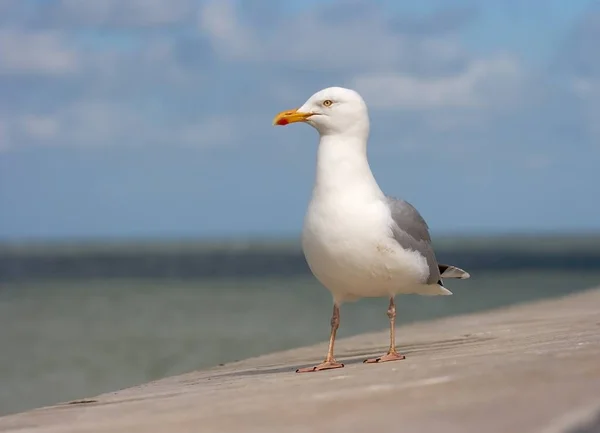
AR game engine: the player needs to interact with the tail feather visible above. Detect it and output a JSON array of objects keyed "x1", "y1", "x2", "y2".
[
  {"x1": 419, "y1": 284, "x2": 453, "y2": 296},
  {"x1": 438, "y1": 264, "x2": 470, "y2": 279}
]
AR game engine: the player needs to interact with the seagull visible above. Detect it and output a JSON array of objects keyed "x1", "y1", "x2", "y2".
[{"x1": 273, "y1": 87, "x2": 470, "y2": 373}]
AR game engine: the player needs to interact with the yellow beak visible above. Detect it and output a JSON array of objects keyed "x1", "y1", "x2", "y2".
[{"x1": 272, "y1": 108, "x2": 313, "y2": 126}]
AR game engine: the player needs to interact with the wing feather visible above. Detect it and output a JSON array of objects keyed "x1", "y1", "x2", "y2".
[{"x1": 386, "y1": 196, "x2": 441, "y2": 285}]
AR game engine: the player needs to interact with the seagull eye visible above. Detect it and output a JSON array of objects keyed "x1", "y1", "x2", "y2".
[{"x1": 322, "y1": 99, "x2": 333, "y2": 107}]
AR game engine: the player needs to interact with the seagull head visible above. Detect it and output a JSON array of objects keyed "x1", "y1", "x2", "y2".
[{"x1": 273, "y1": 87, "x2": 370, "y2": 139}]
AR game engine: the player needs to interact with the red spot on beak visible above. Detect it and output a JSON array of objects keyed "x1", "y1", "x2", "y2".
[{"x1": 277, "y1": 118, "x2": 289, "y2": 126}]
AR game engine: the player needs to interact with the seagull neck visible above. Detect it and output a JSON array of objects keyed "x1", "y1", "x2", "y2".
[{"x1": 313, "y1": 134, "x2": 382, "y2": 197}]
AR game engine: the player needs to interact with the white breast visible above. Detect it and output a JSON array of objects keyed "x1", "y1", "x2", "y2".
[{"x1": 302, "y1": 192, "x2": 429, "y2": 303}]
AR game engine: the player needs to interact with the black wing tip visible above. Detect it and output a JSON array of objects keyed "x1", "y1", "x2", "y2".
[{"x1": 438, "y1": 264, "x2": 471, "y2": 279}]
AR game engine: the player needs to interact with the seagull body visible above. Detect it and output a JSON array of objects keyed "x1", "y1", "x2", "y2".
[{"x1": 273, "y1": 87, "x2": 469, "y2": 372}]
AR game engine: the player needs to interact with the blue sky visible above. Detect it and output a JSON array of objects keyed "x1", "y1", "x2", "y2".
[{"x1": 1, "y1": 0, "x2": 599, "y2": 241}]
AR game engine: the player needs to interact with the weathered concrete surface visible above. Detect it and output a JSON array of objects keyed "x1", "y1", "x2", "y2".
[{"x1": 1, "y1": 288, "x2": 600, "y2": 433}]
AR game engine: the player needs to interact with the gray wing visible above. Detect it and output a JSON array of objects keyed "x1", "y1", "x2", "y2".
[{"x1": 386, "y1": 196, "x2": 441, "y2": 285}]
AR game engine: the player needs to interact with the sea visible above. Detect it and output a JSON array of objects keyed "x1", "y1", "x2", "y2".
[{"x1": 1, "y1": 235, "x2": 599, "y2": 416}]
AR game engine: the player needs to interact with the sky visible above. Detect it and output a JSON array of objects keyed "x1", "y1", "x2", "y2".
[{"x1": 0, "y1": 0, "x2": 599, "y2": 241}]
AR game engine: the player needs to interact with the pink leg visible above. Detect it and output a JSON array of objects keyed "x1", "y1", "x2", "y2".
[
  {"x1": 364, "y1": 297, "x2": 406, "y2": 364},
  {"x1": 296, "y1": 304, "x2": 344, "y2": 373}
]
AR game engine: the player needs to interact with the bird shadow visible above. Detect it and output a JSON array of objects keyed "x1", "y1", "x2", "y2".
[{"x1": 214, "y1": 334, "x2": 495, "y2": 378}]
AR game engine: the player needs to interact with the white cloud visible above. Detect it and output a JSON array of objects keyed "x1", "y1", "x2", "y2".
[
  {"x1": 1, "y1": 102, "x2": 156, "y2": 149},
  {"x1": 81, "y1": 36, "x2": 200, "y2": 92},
  {"x1": 571, "y1": 77, "x2": 594, "y2": 98},
  {"x1": 53, "y1": 0, "x2": 196, "y2": 27},
  {"x1": 0, "y1": 114, "x2": 60, "y2": 149},
  {"x1": 0, "y1": 0, "x2": 574, "y2": 156},
  {"x1": 194, "y1": 1, "x2": 525, "y2": 116},
  {"x1": 197, "y1": 0, "x2": 258, "y2": 60},
  {"x1": 352, "y1": 54, "x2": 522, "y2": 110},
  {"x1": 197, "y1": 0, "x2": 467, "y2": 72},
  {"x1": 19, "y1": 115, "x2": 60, "y2": 140},
  {"x1": 0, "y1": 29, "x2": 79, "y2": 74},
  {"x1": 1, "y1": 101, "x2": 246, "y2": 151},
  {"x1": 265, "y1": 14, "x2": 409, "y2": 70},
  {"x1": 60, "y1": 101, "x2": 166, "y2": 146}
]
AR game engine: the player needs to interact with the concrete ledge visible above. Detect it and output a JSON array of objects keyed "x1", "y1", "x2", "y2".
[{"x1": 1, "y1": 288, "x2": 600, "y2": 433}]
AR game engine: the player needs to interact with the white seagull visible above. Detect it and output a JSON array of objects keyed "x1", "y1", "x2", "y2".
[{"x1": 273, "y1": 87, "x2": 470, "y2": 373}]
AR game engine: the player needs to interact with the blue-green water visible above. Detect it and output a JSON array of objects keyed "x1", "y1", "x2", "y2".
[{"x1": 1, "y1": 270, "x2": 600, "y2": 416}]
